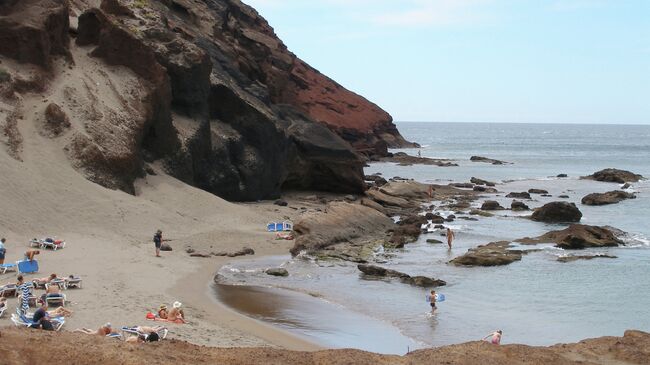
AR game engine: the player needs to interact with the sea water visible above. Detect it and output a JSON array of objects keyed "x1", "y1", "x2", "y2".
[{"x1": 215, "y1": 122, "x2": 650, "y2": 354}]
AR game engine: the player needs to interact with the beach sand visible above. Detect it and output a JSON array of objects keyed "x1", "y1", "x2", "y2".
[{"x1": 0, "y1": 112, "x2": 324, "y2": 350}]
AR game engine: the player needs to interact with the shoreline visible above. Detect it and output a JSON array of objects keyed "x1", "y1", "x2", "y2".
[{"x1": 170, "y1": 251, "x2": 322, "y2": 351}]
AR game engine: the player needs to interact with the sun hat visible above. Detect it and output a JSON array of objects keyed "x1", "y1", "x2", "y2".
[
  {"x1": 105, "y1": 322, "x2": 111, "y2": 328},
  {"x1": 173, "y1": 301, "x2": 182, "y2": 309},
  {"x1": 159, "y1": 304, "x2": 167, "y2": 309}
]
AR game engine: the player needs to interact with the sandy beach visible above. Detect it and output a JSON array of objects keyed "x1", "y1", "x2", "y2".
[{"x1": 0, "y1": 125, "x2": 324, "y2": 350}]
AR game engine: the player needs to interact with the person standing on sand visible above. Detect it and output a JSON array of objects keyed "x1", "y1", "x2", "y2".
[
  {"x1": 0, "y1": 238, "x2": 6, "y2": 265},
  {"x1": 153, "y1": 230, "x2": 170, "y2": 257},
  {"x1": 17, "y1": 275, "x2": 31, "y2": 314},
  {"x1": 482, "y1": 330, "x2": 502, "y2": 345},
  {"x1": 446, "y1": 228, "x2": 455, "y2": 249}
]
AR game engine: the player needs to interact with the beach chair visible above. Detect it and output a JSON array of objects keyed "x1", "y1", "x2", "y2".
[
  {"x1": 120, "y1": 326, "x2": 168, "y2": 341},
  {"x1": 0, "y1": 284, "x2": 17, "y2": 298},
  {"x1": 282, "y1": 221, "x2": 293, "y2": 231},
  {"x1": 267, "y1": 221, "x2": 293, "y2": 232},
  {"x1": 45, "y1": 278, "x2": 67, "y2": 290},
  {"x1": 17, "y1": 259, "x2": 39, "y2": 274},
  {"x1": 29, "y1": 238, "x2": 42, "y2": 248},
  {"x1": 0, "y1": 305, "x2": 5, "y2": 318},
  {"x1": 41, "y1": 238, "x2": 65, "y2": 251},
  {"x1": 0, "y1": 262, "x2": 17, "y2": 274},
  {"x1": 45, "y1": 293, "x2": 66, "y2": 307},
  {"x1": 65, "y1": 276, "x2": 82, "y2": 289},
  {"x1": 11, "y1": 308, "x2": 65, "y2": 331},
  {"x1": 107, "y1": 332, "x2": 122, "y2": 339}
]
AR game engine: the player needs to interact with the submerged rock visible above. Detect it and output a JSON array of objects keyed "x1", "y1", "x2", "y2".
[
  {"x1": 511, "y1": 200, "x2": 530, "y2": 211},
  {"x1": 583, "y1": 168, "x2": 644, "y2": 183},
  {"x1": 265, "y1": 268, "x2": 289, "y2": 277},
  {"x1": 531, "y1": 202, "x2": 582, "y2": 223},
  {"x1": 481, "y1": 200, "x2": 505, "y2": 210},
  {"x1": 506, "y1": 192, "x2": 532, "y2": 199},
  {"x1": 581, "y1": 190, "x2": 636, "y2": 206},
  {"x1": 357, "y1": 264, "x2": 446, "y2": 287},
  {"x1": 470, "y1": 156, "x2": 510, "y2": 165},
  {"x1": 528, "y1": 188, "x2": 548, "y2": 194},
  {"x1": 557, "y1": 254, "x2": 617, "y2": 263},
  {"x1": 470, "y1": 177, "x2": 496, "y2": 186}
]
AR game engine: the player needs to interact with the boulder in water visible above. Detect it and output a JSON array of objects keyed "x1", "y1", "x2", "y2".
[
  {"x1": 511, "y1": 200, "x2": 530, "y2": 211},
  {"x1": 528, "y1": 188, "x2": 548, "y2": 194},
  {"x1": 265, "y1": 268, "x2": 289, "y2": 277},
  {"x1": 530, "y1": 202, "x2": 582, "y2": 223},
  {"x1": 506, "y1": 192, "x2": 532, "y2": 199},
  {"x1": 518, "y1": 224, "x2": 623, "y2": 249},
  {"x1": 481, "y1": 200, "x2": 505, "y2": 210},
  {"x1": 581, "y1": 190, "x2": 636, "y2": 206},
  {"x1": 582, "y1": 168, "x2": 643, "y2": 183}
]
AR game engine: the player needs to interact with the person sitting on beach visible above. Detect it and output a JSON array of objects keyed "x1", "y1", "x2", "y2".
[
  {"x1": 24, "y1": 249, "x2": 40, "y2": 261},
  {"x1": 0, "y1": 238, "x2": 6, "y2": 265},
  {"x1": 32, "y1": 302, "x2": 54, "y2": 331},
  {"x1": 157, "y1": 304, "x2": 168, "y2": 319},
  {"x1": 428, "y1": 290, "x2": 437, "y2": 312},
  {"x1": 167, "y1": 301, "x2": 185, "y2": 323},
  {"x1": 0, "y1": 297, "x2": 7, "y2": 309},
  {"x1": 482, "y1": 330, "x2": 503, "y2": 345}
]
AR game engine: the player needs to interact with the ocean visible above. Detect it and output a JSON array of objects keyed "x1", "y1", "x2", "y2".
[{"x1": 215, "y1": 122, "x2": 650, "y2": 354}]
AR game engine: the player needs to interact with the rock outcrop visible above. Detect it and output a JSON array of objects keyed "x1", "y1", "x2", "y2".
[
  {"x1": 0, "y1": 0, "x2": 413, "y2": 201},
  {"x1": 481, "y1": 200, "x2": 505, "y2": 210},
  {"x1": 470, "y1": 177, "x2": 495, "y2": 186},
  {"x1": 581, "y1": 190, "x2": 636, "y2": 205},
  {"x1": 511, "y1": 200, "x2": 530, "y2": 211},
  {"x1": 557, "y1": 254, "x2": 617, "y2": 263},
  {"x1": 528, "y1": 188, "x2": 548, "y2": 194},
  {"x1": 290, "y1": 201, "x2": 394, "y2": 260},
  {"x1": 470, "y1": 156, "x2": 509, "y2": 165},
  {"x1": 530, "y1": 202, "x2": 582, "y2": 223},
  {"x1": 583, "y1": 168, "x2": 644, "y2": 183},
  {"x1": 506, "y1": 192, "x2": 531, "y2": 199},
  {"x1": 379, "y1": 152, "x2": 457, "y2": 166},
  {"x1": 357, "y1": 264, "x2": 446, "y2": 287},
  {"x1": 450, "y1": 241, "x2": 525, "y2": 266},
  {"x1": 519, "y1": 224, "x2": 623, "y2": 249}
]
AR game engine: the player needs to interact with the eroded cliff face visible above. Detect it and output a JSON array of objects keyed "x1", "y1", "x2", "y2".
[{"x1": 0, "y1": 0, "x2": 408, "y2": 200}]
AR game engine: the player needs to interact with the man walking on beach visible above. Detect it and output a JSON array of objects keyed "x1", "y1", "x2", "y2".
[
  {"x1": 0, "y1": 238, "x2": 6, "y2": 265},
  {"x1": 446, "y1": 228, "x2": 455, "y2": 249}
]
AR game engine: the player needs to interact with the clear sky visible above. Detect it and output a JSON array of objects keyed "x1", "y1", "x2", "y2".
[{"x1": 243, "y1": 0, "x2": 649, "y2": 124}]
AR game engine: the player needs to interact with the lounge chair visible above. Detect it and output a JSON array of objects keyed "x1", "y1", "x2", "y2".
[
  {"x1": 29, "y1": 239, "x2": 42, "y2": 248},
  {"x1": 41, "y1": 238, "x2": 65, "y2": 251},
  {"x1": 17, "y1": 259, "x2": 39, "y2": 274},
  {"x1": 0, "y1": 284, "x2": 17, "y2": 298},
  {"x1": 45, "y1": 279, "x2": 67, "y2": 290},
  {"x1": 0, "y1": 262, "x2": 17, "y2": 274},
  {"x1": 120, "y1": 326, "x2": 168, "y2": 341},
  {"x1": 65, "y1": 276, "x2": 82, "y2": 289},
  {"x1": 11, "y1": 308, "x2": 65, "y2": 331},
  {"x1": 0, "y1": 305, "x2": 5, "y2": 318},
  {"x1": 107, "y1": 332, "x2": 122, "y2": 339},
  {"x1": 45, "y1": 293, "x2": 66, "y2": 307},
  {"x1": 266, "y1": 221, "x2": 293, "y2": 232}
]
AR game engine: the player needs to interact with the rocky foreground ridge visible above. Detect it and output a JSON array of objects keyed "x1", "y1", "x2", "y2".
[
  {"x1": 0, "y1": 0, "x2": 413, "y2": 200},
  {"x1": 1, "y1": 327, "x2": 649, "y2": 365}
]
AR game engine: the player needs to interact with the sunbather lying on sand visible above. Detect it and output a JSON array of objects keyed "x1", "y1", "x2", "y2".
[
  {"x1": 125, "y1": 326, "x2": 165, "y2": 343},
  {"x1": 33, "y1": 273, "x2": 57, "y2": 287},
  {"x1": 49, "y1": 306, "x2": 72, "y2": 317},
  {"x1": 75, "y1": 323, "x2": 115, "y2": 336}
]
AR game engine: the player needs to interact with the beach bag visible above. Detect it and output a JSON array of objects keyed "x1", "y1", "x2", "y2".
[{"x1": 146, "y1": 312, "x2": 155, "y2": 320}]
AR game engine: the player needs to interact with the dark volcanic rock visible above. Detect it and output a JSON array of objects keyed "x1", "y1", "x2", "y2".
[
  {"x1": 511, "y1": 200, "x2": 530, "y2": 211},
  {"x1": 274, "y1": 200, "x2": 288, "y2": 207},
  {"x1": 506, "y1": 192, "x2": 531, "y2": 199},
  {"x1": 0, "y1": 0, "x2": 70, "y2": 68},
  {"x1": 160, "y1": 243, "x2": 172, "y2": 251},
  {"x1": 470, "y1": 177, "x2": 495, "y2": 186},
  {"x1": 265, "y1": 268, "x2": 289, "y2": 277},
  {"x1": 426, "y1": 239, "x2": 443, "y2": 244},
  {"x1": 557, "y1": 254, "x2": 617, "y2": 263},
  {"x1": 450, "y1": 183, "x2": 474, "y2": 189},
  {"x1": 531, "y1": 202, "x2": 582, "y2": 223},
  {"x1": 357, "y1": 264, "x2": 446, "y2": 287},
  {"x1": 519, "y1": 224, "x2": 623, "y2": 249},
  {"x1": 42, "y1": 103, "x2": 71, "y2": 137},
  {"x1": 380, "y1": 152, "x2": 457, "y2": 167},
  {"x1": 481, "y1": 200, "x2": 505, "y2": 210},
  {"x1": 558, "y1": 195, "x2": 570, "y2": 198},
  {"x1": 583, "y1": 168, "x2": 643, "y2": 183},
  {"x1": 470, "y1": 156, "x2": 509, "y2": 165},
  {"x1": 528, "y1": 188, "x2": 548, "y2": 194},
  {"x1": 557, "y1": 173, "x2": 568, "y2": 178},
  {"x1": 450, "y1": 241, "x2": 524, "y2": 266},
  {"x1": 581, "y1": 190, "x2": 636, "y2": 206}
]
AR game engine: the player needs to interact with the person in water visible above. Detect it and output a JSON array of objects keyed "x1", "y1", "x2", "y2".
[
  {"x1": 482, "y1": 330, "x2": 503, "y2": 345},
  {"x1": 428, "y1": 290, "x2": 437, "y2": 312},
  {"x1": 446, "y1": 227, "x2": 455, "y2": 249}
]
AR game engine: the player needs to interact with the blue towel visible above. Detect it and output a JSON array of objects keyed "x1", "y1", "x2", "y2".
[{"x1": 17, "y1": 260, "x2": 39, "y2": 274}]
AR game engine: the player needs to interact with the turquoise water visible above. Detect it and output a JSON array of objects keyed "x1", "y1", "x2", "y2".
[{"x1": 216, "y1": 122, "x2": 650, "y2": 353}]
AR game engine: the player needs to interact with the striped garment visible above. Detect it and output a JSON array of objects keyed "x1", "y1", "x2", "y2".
[{"x1": 18, "y1": 283, "x2": 30, "y2": 313}]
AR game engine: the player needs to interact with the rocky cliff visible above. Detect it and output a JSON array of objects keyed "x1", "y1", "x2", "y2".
[{"x1": 0, "y1": 0, "x2": 412, "y2": 200}]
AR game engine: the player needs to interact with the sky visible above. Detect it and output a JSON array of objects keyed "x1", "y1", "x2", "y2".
[{"x1": 243, "y1": 0, "x2": 650, "y2": 124}]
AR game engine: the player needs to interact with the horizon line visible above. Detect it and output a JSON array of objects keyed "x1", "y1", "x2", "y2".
[{"x1": 395, "y1": 120, "x2": 650, "y2": 126}]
